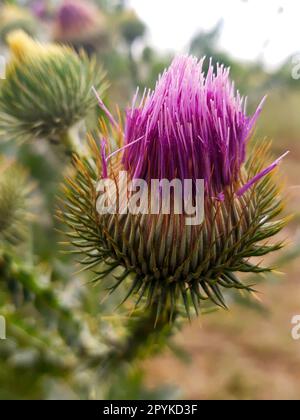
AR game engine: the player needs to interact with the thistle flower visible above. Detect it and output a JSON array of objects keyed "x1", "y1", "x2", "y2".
[
  {"x1": 0, "y1": 158, "x2": 33, "y2": 245},
  {"x1": 0, "y1": 30, "x2": 107, "y2": 145},
  {"x1": 60, "y1": 56, "x2": 288, "y2": 320},
  {"x1": 53, "y1": 0, "x2": 108, "y2": 53},
  {"x1": 0, "y1": 5, "x2": 37, "y2": 43}
]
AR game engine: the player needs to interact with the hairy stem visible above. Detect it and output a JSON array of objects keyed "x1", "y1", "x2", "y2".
[{"x1": 100, "y1": 302, "x2": 178, "y2": 372}]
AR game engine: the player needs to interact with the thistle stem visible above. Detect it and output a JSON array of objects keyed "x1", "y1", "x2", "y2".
[
  {"x1": 59, "y1": 124, "x2": 89, "y2": 158},
  {"x1": 128, "y1": 46, "x2": 139, "y2": 88},
  {"x1": 102, "y1": 302, "x2": 178, "y2": 369}
]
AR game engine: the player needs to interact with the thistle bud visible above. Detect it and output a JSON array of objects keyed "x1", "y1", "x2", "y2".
[
  {"x1": 0, "y1": 5, "x2": 37, "y2": 43},
  {"x1": 0, "y1": 30, "x2": 107, "y2": 145},
  {"x1": 61, "y1": 56, "x2": 288, "y2": 319}
]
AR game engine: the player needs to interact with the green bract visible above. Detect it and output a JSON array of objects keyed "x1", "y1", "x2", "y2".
[{"x1": 59, "y1": 138, "x2": 288, "y2": 320}]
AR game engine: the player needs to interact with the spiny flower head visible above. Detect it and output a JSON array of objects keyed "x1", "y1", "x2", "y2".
[
  {"x1": 0, "y1": 30, "x2": 107, "y2": 144},
  {"x1": 61, "y1": 55, "x2": 289, "y2": 321}
]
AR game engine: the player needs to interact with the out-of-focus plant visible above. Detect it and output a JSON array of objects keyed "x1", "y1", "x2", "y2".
[
  {"x1": 95, "y1": 0, "x2": 126, "y2": 13},
  {"x1": 0, "y1": 30, "x2": 107, "y2": 152},
  {"x1": 189, "y1": 20, "x2": 224, "y2": 60},
  {"x1": 60, "y1": 56, "x2": 289, "y2": 329},
  {"x1": 53, "y1": 0, "x2": 109, "y2": 55},
  {"x1": 0, "y1": 154, "x2": 173, "y2": 399},
  {"x1": 0, "y1": 157, "x2": 33, "y2": 245},
  {"x1": 0, "y1": 19, "x2": 179, "y2": 398},
  {"x1": 189, "y1": 21, "x2": 266, "y2": 98},
  {"x1": 0, "y1": 4, "x2": 37, "y2": 43},
  {"x1": 30, "y1": 0, "x2": 53, "y2": 21},
  {"x1": 140, "y1": 46, "x2": 173, "y2": 89},
  {"x1": 118, "y1": 9, "x2": 146, "y2": 86},
  {"x1": 118, "y1": 9, "x2": 145, "y2": 46}
]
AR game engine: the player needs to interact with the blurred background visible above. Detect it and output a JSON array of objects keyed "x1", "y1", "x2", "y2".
[{"x1": 0, "y1": 0, "x2": 300, "y2": 400}]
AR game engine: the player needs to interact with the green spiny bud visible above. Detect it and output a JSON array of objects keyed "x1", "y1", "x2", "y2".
[{"x1": 0, "y1": 30, "x2": 107, "y2": 144}]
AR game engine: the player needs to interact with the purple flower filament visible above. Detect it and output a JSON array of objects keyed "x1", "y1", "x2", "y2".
[{"x1": 122, "y1": 56, "x2": 272, "y2": 197}]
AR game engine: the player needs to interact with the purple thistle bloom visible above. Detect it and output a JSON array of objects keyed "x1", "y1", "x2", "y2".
[
  {"x1": 121, "y1": 55, "x2": 282, "y2": 196},
  {"x1": 57, "y1": 0, "x2": 94, "y2": 29},
  {"x1": 53, "y1": 0, "x2": 109, "y2": 53},
  {"x1": 54, "y1": 0, "x2": 105, "y2": 43},
  {"x1": 58, "y1": 0, "x2": 96, "y2": 29},
  {"x1": 62, "y1": 55, "x2": 289, "y2": 318}
]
